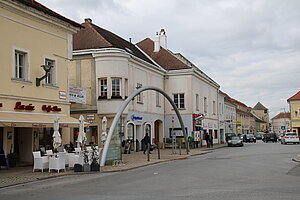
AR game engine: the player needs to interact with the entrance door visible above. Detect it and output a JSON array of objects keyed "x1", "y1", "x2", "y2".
[
  {"x1": 0, "y1": 128, "x2": 3, "y2": 148},
  {"x1": 154, "y1": 121, "x2": 160, "y2": 145}
]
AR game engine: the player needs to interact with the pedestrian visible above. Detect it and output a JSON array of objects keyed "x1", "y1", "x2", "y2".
[
  {"x1": 209, "y1": 133, "x2": 213, "y2": 148},
  {"x1": 143, "y1": 133, "x2": 151, "y2": 154},
  {"x1": 205, "y1": 133, "x2": 210, "y2": 148}
]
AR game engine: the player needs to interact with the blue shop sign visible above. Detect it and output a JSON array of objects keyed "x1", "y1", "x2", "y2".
[{"x1": 131, "y1": 115, "x2": 143, "y2": 121}]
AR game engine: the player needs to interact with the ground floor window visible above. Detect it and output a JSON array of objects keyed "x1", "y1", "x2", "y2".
[
  {"x1": 214, "y1": 130, "x2": 218, "y2": 139},
  {"x1": 127, "y1": 123, "x2": 134, "y2": 140}
]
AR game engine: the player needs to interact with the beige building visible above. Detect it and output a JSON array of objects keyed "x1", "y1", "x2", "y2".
[
  {"x1": 0, "y1": 0, "x2": 81, "y2": 163},
  {"x1": 287, "y1": 91, "x2": 300, "y2": 135},
  {"x1": 271, "y1": 112, "x2": 290, "y2": 134},
  {"x1": 251, "y1": 102, "x2": 270, "y2": 131}
]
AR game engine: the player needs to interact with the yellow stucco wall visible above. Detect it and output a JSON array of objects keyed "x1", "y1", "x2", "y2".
[{"x1": 289, "y1": 100, "x2": 300, "y2": 134}]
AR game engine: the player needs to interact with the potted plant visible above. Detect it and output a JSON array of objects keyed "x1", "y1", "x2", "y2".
[
  {"x1": 82, "y1": 147, "x2": 91, "y2": 172},
  {"x1": 90, "y1": 145, "x2": 100, "y2": 171}
]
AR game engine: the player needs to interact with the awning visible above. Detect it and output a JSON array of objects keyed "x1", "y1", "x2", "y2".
[{"x1": 0, "y1": 111, "x2": 84, "y2": 128}]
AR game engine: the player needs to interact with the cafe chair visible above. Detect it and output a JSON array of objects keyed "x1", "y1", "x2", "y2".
[
  {"x1": 32, "y1": 151, "x2": 49, "y2": 172},
  {"x1": 49, "y1": 153, "x2": 66, "y2": 173}
]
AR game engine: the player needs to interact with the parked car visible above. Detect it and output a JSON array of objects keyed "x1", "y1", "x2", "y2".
[
  {"x1": 278, "y1": 133, "x2": 284, "y2": 141},
  {"x1": 227, "y1": 136, "x2": 244, "y2": 147},
  {"x1": 255, "y1": 133, "x2": 262, "y2": 140},
  {"x1": 281, "y1": 132, "x2": 300, "y2": 145},
  {"x1": 262, "y1": 133, "x2": 277, "y2": 143},
  {"x1": 239, "y1": 134, "x2": 246, "y2": 141},
  {"x1": 245, "y1": 134, "x2": 256, "y2": 143},
  {"x1": 225, "y1": 133, "x2": 236, "y2": 143}
]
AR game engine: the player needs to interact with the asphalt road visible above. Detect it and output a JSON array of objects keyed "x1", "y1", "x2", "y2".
[{"x1": 1, "y1": 140, "x2": 300, "y2": 200}]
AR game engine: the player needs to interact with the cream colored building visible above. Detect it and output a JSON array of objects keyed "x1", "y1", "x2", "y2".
[
  {"x1": 70, "y1": 19, "x2": 166, "y2": 152},
  {"x1": 0, "y1": 0, "x2": 81, "y2": 163},
  {"x1": 271, "y1": 112, "x2": 290, "y2": 134},
  {"x1": 287, "y1": 91, "x2": 300, "y2": 135},
  {"x1": 251, "y1": 102, "x2": 270, "y2": 131}
]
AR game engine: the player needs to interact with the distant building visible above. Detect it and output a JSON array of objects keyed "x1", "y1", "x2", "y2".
[
  {"x1": 251, "y1": 102, "x2": 269, "y2": 131},
  {"x1": 287, "y1": 91, "x2": 300, "y2": 135},
  {"x1": 230, "y1": 99, "x2": 253, "y2": 135},
  {"x1": 271, "y1": 112, "x2": 291, "y2": 134}
]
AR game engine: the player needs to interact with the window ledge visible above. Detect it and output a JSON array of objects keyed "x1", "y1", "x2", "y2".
[
  {"x1": 42, "y1": 84, "x2": 59, "y2": 89},
  {"x1": 111, "y1": 96, "x2": 122, "y2": 99},
  {"x1": 11, "y1": 78, "x2": 32, "y2": 84},
  {"x1": 137, "y1": 101, "x2": 144, "y2": 104},
  {"x1": 98, "y1": 96, "x2": 108, "y2": 100}
]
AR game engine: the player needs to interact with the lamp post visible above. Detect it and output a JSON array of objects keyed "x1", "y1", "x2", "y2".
[{"x1": 36, "y1": 64, "x2": 53, "y2": 86}]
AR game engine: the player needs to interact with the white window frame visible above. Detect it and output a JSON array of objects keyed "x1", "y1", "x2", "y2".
[
  {"x1": 111, "y1": 78, "x2": 121, "y2": 97},
  {"x1": 196, "y1": 94, "x2": 199, "y2": 111},
  {"x1": 174, "y1": 93, "x2": 185, "y2": 109},
  {"x1": 99, "y1": 78, "x2": 108, "y2": 97},
  {"x1": 13, "y1": 48, "x2": 29, "y2": 81},
  {"x1": 156, "y1": 92, "x2": 161, "y2": 107},
  {"x1": 137, "y1": 83, "x2": 143, "y2": 103},
  {"x1": 44, "y1": 58, "x2": 56, "y2": 86},
  {"x1": 204, "y1": 97, "x2": 207, "y2": 114}
]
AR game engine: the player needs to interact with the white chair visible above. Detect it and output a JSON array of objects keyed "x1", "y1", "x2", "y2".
[
  {"x1": 69, "y1": 152, "x2": 84, "y2": 168},
  {"x1": 32, "y1": 151, "x2": 49, "y2": 172},
  {"x1": 74, "y1": 148, "x2": 81, "y2": 154},
  {"x1": 49, "y1": 153, "x2": 66, "y2": 173},
  {"x1": 46, "y1": 149, "x2": 53, "y2": 155}
]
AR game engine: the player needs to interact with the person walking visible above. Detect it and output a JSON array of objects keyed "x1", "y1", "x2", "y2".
[
  {"x1": 209, "y1": 133, "x2": 214, "y2": 148},
  {"x1": 143, "y1": 133, "x2": 151, "y2": 154},
  {"x1": 205, "y1": 133, "x2": 210, "y2": 148}
]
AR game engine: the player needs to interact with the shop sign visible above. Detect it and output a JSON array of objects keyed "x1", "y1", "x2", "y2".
[
  {"x1": 87, "y1": 114, "x2": 95, "y2": 121},
  {"x1": 69, "y1": 86, "x2": 86, "y2": 104},
  {"x1": 32, "y1": 123, "x2": 46, "y2": 128},
  {"x1": 42, "y1": 105, "x2": 62, "y2": 112},
  {"x1": 14, "y1": 102, "x2": 35, "y2": 111},
  {"x1": 59, "y1": 91, "x2": 67, "y2": 100},
  {"x1": 131, "y1": 115, "x2": 143, "y2": 121}
]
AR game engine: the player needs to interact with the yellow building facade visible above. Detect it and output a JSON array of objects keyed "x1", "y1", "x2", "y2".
[
  {"x1": 287, "y1": 91, "x2": 300, "y2": 135},
  {"x1": 0, "y1": 0, "x2": 81, "y2": 163}
]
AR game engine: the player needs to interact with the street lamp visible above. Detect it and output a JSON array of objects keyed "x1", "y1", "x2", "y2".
[{"x1": 36, "y1": 64, "x2": 53, "y2": 86}]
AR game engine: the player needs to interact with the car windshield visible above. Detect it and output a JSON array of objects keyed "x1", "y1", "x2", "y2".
[
  {"x1": 231, "y1": 137, "x2": 240, "y2": 140},
  {"x1": 286, "y1": 133, "x2": 296, "y2": 136}
]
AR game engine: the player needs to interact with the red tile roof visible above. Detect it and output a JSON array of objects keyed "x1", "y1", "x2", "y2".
[
  {"x1": 287, "y1": 91, "x2": 300, "y2": 101},
  {"x1": 230, "y1": 98, "x2": 248, "y2": 107},
  {"x1": 271, "y1": 112, "x2": 290, "y2": 120},
  {"x1": 73, "y1": 21, "x2": 155, "y2": 65},
  {"x1": 136, "y1": 38, "x2": 191, "y2": 70},
  {"x1": 15, "y1": 0, "x2": 82, "y2": 28}
]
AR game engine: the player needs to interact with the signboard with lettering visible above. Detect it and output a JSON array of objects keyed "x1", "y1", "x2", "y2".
[{"x1": 69, "y1": 86, "x2": 86, "y2": 104}]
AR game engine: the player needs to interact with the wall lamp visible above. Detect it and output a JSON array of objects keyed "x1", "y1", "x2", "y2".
[{"x1": 36, "y1": 64, "x2": 53, "y2": 86}]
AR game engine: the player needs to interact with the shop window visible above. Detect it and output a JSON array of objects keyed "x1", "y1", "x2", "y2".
[
  {"x1": 127, "y1": 123, "x2": 134, "y2": 140},
  {"x1": 174, "y1": 93, "x2": 185, "y2": 109},
  {"x1": 214, "y1": 130, "x2": 218, "y2": 139}
]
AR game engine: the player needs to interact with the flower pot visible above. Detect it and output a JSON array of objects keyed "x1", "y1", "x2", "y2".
[
  {"x1": 83, "y1": 164, "x2": 91, "y2": 172},
  {"x1": 91, "y1": 163, "x2": 100, "y2": 171}
]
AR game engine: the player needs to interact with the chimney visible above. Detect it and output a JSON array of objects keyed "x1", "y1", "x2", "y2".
[
  {"x1": 84, "y1": 18, "x2": 92, "y2": 23},
  {"x1": 159, "y1": 29, "x2": 167, "y2": 49}
]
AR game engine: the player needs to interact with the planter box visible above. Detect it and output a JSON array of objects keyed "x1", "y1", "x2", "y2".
[
  {"x1": 83, "y1": 164, "x2": 91, "y2": 172},
  {"x1": 91, "y1": 163, "x2": 100, "y2": 171}
]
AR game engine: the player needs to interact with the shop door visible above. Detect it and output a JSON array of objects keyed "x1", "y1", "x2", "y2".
[
  {"x1": 0, "y1": 128, "x2": 3, "y2": 148},
  {"x1": 18, "y1": 128, "x2": 33, "y2": 163},
  {"x1": 154, "y1": 121, "x2": 160, "y2": 145}
]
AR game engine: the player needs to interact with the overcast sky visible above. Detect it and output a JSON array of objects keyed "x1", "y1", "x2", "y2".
[{"x1": 38, "y1": 0, "x2": 300, "y2": 118}]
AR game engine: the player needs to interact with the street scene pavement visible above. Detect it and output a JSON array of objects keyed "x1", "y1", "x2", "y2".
[{"x1": 1, "y1": 141, "x2": 300, "y2": 200}]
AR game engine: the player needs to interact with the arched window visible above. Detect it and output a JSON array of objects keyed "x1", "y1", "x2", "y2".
[
  {"x1": 145, "y1": 124, "x2": 151, "y2": 136},
  {"x1": 127, "y1": 123, "x2": 134, "y2": 140}
]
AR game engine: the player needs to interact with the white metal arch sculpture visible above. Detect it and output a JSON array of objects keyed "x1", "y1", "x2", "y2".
[{"x1": 100, "y1": 86, "x2": 189, "y2": 166}]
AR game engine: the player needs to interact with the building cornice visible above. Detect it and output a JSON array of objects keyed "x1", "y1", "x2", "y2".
[{"x1": 0, "y1": 0, "x2": 80, "y2": 34}]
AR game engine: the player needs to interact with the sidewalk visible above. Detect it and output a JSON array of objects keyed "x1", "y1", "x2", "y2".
[{"x1": 0, "y1": 144, "x2": 225, "y2": 188}]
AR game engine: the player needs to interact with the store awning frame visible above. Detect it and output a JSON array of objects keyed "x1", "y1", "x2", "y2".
[{"x1": 0, "y1": 111, "x2": 88, "y2": 128}]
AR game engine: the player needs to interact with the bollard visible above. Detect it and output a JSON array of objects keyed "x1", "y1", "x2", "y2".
[{"x1": 147, "y1": 143, "x2": 150, "y2": 161}]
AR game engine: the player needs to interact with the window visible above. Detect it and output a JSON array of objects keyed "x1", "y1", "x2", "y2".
[
  {"x1": 137, "y1": 83, "x2": 143, "y2": 103},
  {"x1": 124, "y1": 79, "x2": 128, "y2": 97},
  {"x1": 204, "y1": 97, "x2": 207, "y2": 114},
  {"x1": 111, "y1": 78, "x2": 121, "y2": 97},
  {"x1": 174, "y1": 93, "x2": 185, "y2": 109},
  {"x1": 213, "y1": 101, "x2": 216, "y2": 115},
  {"x1": 45, "y1": 59, "x2": 55, "y2": 85},
  {"x1": 99, "y1": 78, "x2": 108, "y2": 98},
  {"x1": 14, "y1": 50, "x2": 27, "y2": 80},
  {"x1": 196, "y1": 94, "x2": 199, "y2": 111},
  {"x1": 156, "y1": 92, "x2": 161, "y2": 107}
]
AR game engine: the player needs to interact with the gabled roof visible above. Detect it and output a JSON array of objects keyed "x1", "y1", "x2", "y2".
[
  {"x1": 251, "y1": 112, "x2": 266, "y2": 123},
  {"x1": 287, "y1": 91, "x2": 300, "y2": 101},
  {"x1": 73, "y1": 20, "x2": 155, "y2": 65},
  {"x1": 14, "y1": 0, "x2": 82, "y2": 28},
  {"x1": 271, "y1": 112, "x2": 290, "y2": 120},
  {"x1": 253, "y1": 102, "x2": 268, "y2": 110},
  {"x1": 136, "y1": 38, "x2": 191, "y2": 70},
  {"x1": 230, "y1": 98, "x2": 248, "y2": 108}
]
